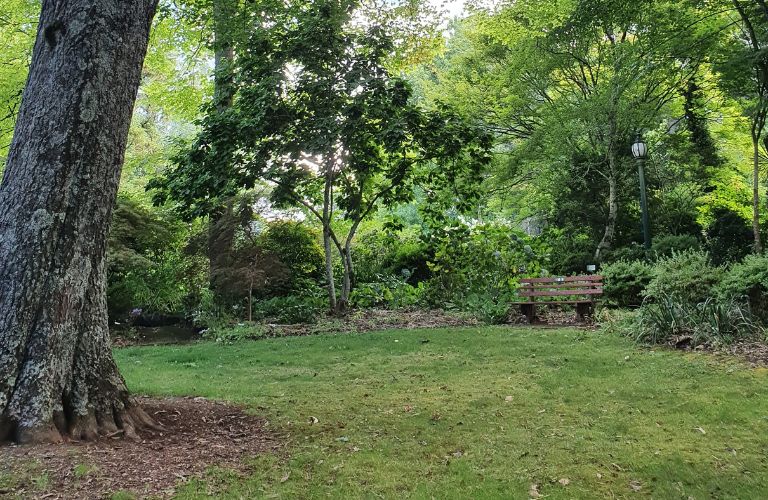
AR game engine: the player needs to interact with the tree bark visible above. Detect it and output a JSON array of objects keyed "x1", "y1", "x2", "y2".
[
  {"x1": 206, "y1": 0, "x2": 237, "y2": 288},
  {"x1": 753, "y1": 136, "x2": 763, "y2": 253},
  {"x1": 323, "y1": 228, "x2": 337, "y2": 312},
  {"x1": 595, "y1": 157, "x2": 618, "y2": 262},
  {"x1": 0, "y1": 0, "x2": 159, "y2": 444},
  {"x1": 213, "y1": 0, "x2": 236, "y2": 111}
]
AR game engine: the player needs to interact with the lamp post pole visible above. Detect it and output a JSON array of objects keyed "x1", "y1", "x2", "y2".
[
  {"x1": 637, "y1": 156, "x2": 651, "y2": 251},
  {"x1": 632, "y1": 135, "x2": 651, "y2": 251}
]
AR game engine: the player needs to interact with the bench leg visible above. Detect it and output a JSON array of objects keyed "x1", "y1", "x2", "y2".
[
  {"x1": 521, "y1": 304, "x2": 537, "y2": 323},
  {"x1": 576, "y1": 303, "x2": 592, "y2": 322}
]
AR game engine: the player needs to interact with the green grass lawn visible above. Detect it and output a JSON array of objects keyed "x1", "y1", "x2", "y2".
[{"x1": 115, "y1": 327, "x2": 768, "y2": 499}]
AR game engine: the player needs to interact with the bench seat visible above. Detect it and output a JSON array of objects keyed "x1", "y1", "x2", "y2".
[{"x1": 513, "y1": 275, "x2": 603, "y2": 323}]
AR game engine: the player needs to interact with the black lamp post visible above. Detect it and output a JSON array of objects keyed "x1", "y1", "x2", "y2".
[{"x1": 631, "y1": 135, "x2": 651, "y2": 251}]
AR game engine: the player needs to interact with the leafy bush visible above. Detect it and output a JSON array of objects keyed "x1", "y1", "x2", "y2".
[
  {"x1": 631, "y1": 294, "x2": 760, "y2": 346},
  {"x1": 252, "y1": 295, "x2": 324, "y2": 324},
  {"x1": 716, "y1": 253, "x2": 768, "y2": 322},
  {"x1": 422, "y1": 222, "x2": 538, "y2": 312},
  {"x1": 191, "y1": 287, "x2": 237, "y2": 329},
  {"x1": 651, "y1": 234, "x2": 701, "y2": 258},
  {"x1": 601, "y1": 259, "x2": 653, "y2": 307},
  {"x1": 643, "y1": 250, "x2": 724, "y2": 306},
  {"x1": 464, "y1": 291, "x2": 512, "y2": 325},
  {"x1": 603, "y1": 243, "x2": 646, "y2": 264},
  {"x1": 350, "y1": 274, "x2": 419, "y2": 309},
  {"x1": 107, "y1": 196, "x2": 204, "y2": 317},
  {"x1": 353, "y1": 228, "x2": 432, "y2": 284},
  {"x1": 541, "y1": 227, "x2": 595, "y2": 275},
  {"x1": 261, "y1": 220, "x2": 325, "y2": 293}
]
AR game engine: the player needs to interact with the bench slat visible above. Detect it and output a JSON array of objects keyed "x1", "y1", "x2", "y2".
[
  {"x1": 518, "y1": 289, "x2": 603, "y2": 297},
  {"x1": 513, "y1": 300, "x2": 595, "y2": 305},
  {"x1": 520, "y1": 282, "x2": 603, "y2": 290},
  {"x1": 521, "y1": 275, "x2": 602, "y2": 284}
]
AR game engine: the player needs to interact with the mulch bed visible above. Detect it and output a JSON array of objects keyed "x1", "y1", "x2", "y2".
[
  {"x1": 0, "y1": 397, "x2": 281, "y2": 499},
  {"x1": 726, "y1": 341, "x2": 768, "y2": 366},
  {"x1": 262, "y1": 308, "x2": 481, "y2": 337}
]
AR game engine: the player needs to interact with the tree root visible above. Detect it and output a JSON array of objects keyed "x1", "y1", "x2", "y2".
[{"x1": 5, "y1": 399, "x2": 164, "y2": 445}]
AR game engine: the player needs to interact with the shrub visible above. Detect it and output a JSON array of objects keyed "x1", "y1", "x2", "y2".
[
  {"x1": 601, "y1": 259, "x2": 653, "y2": 307},
  {"x1": 542, "y1": 227, "x2": 595, "y2": 275},
  {"x1": 353, "y1": 228, "x2": 432, "y2": 284},
  {"x1": 350, "y1": 274, "x2": 419, "y2": 309},
  {"x1": 716, "y1": 253, "x2": 768, "y2": 322},
  {"x1": 423, "y1": 222, "x2": 539, "y2": 311},
  {"x1": 631, "y1": 294, "x2": 760, "y2": 346},
  {"x1": 651, "y1": 234, "x2": 701, "y2": 258},
  {"x1": 261, "y1": 220, "x2": 325, "y2": 292},
  {"x1": 252, "y1": 295, "x2": 324, "y2": 324},
  {"x1": 644, "y1": 250, "x2": 724, "y2": 306},
  {"x1": 464, "y1": 291, "x2": 512, "y2": 325},
  {"x1": 603, "y1": 243, "x2": 646, "y2": 264},
  {"x1": 107, "y1": 196, "x2": 203, "y2": 317},
  {"x1": 191, "y1": 287, "x2": 236, "y2": 329}
]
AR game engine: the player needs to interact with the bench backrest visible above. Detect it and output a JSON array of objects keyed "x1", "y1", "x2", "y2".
[{"x1": 518, "y1": 275, "x2": 604, "y2": 299}]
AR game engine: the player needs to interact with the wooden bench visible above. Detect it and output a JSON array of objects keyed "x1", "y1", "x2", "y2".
[{"x1": 514, "y1": 275, "x2": 603, "y2": 323}]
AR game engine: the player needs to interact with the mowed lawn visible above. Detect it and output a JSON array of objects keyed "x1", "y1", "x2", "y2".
[{"x1": 116, "y1": 327, "x2": 768, "y2": 499}]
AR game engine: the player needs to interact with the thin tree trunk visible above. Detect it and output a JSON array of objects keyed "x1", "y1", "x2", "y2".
[
  {"x1": 323, "y1": 229, "x2": 337, "y2": 311},
  {"x1": 335, "y1": 223, "x2": 360, "y2": 314},
  {"x1": 0, "y1": 0, "x2": 159, "y2": 444},
  {"x1": 323, "y1": 172, "x2": 337, "y2": 311},
  {"x1": 336, "y1": 245, "x2": 352, "y2": 315},
  {"x1": 248, "y1": 276, "x2": 253, "y2": 322},
  {"x1": 595, "y1": 160, "x2": 618, "y2": 262},
  {"x1": 753, "y1": 136, "x2": 763, "y2": 253}
]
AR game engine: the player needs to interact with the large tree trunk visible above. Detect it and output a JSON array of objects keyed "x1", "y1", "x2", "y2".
[
  {"x1": 207, "y1": 0, "x2": 237, "y2": 287},
  {"x1": 0, "y1": 0, "x2": 158, "y2": 444},
  {"x1": 213, "y1": 0, "x2": 236, "y2": 111}
]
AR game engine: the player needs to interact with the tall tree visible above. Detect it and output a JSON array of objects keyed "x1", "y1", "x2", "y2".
[
  {"x1": 152, "y1": 0, "x2": 490, "y2": 313},
  {"x1": 725, "y1": 0, "x2": 768, "y2": 252},
  {"x1": 421, "y1": 0, "x2": 717, "y2": 260},
  {"x1": 0, "y1": 0, "x2": 159, "y2": 443}
]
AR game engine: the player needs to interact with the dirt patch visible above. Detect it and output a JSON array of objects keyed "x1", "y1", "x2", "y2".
[{"x1": 0, "y1": 397, "x2": 280, "y2": 499}]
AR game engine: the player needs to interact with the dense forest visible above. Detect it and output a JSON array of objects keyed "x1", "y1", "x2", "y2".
[{"x1": 2, "y1": 0, "x2": 767, "y2": 330}]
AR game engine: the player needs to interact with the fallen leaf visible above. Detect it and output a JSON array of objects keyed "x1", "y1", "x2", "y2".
[
  {"x1": 629, "y1": 480, "x2": 642, "y2": 492},
  {"x1": 558, "y1": 478, "x2": 570, "y2": 486},
  {"x1": 280, "y1": 472, "x2": 290, "y2": 483}
]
